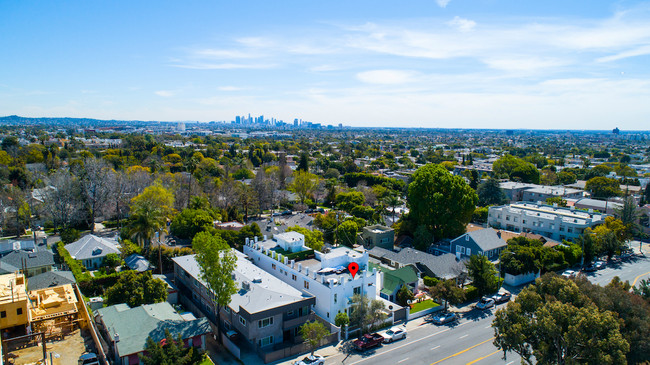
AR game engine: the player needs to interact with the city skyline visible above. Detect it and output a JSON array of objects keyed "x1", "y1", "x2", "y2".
[{"x1": 2, "y1": 0, "x2": 650, "y2": 130}]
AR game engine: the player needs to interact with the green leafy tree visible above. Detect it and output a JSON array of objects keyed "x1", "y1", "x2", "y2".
[
  {"x1": 334, "y1": 312, "x2": 349, "y2": 328},
  {"x1": 427, "y1": 279, "x2": 465, "y2": 311},
  {"x1": 614, "y1": 195, "x2": 640, "y2": 238},
  {"x1": 169, "y1": 208, "x2": 214, "y2": 239},
  {"x1": 349, "y1": 294, "x2": 387, "y2": 332},
  {"x1": 585, "y1": 176, "x2": 621, "y2": 199},
  {"x1": 493, "y1": 274, "x2": 630, "y2": 365},
  {"x1": 297, "y1": 152, "x2": 310, "y2": 172},
  {"x1": 338, "y1": 220, "x2": 360, "y2": 247},
  {"x1": 192, "y1": 231, "x2": 237, "y2": 342},
  {"x1": 476, "y1": 178, "x2": 507, "y2": 206},
  {"x1": 493, "y1": 155, "x2": 540, "y2": 183},
  {"x1": 105, "y1": 271, "x2": 168, "y2": 307},
  {"x1": 103, "y1": 253, "x2": 123, "y2": 268},
  {"x1": 633, "y1": 279, "x2": 650, "y2": 301},
  {"x1": 396, "y1": 285, "x2": 415, "y2": 307},
  {"x1": 335, "y1": 191, "x2": 365, "y2": 211},
  {"x1": 557, "y1": 170, "x2": 577, "y2": 185},
  {"x1": 545, "y1": 196, "x2": 567, "y2": 207},
  {"x1": 140, "y1": 329, "x2": 203, "y2": 365},
  {"x1": 407, "y1": 164, "x2": 478, "y2": 239},
  {"x1": 128, "y1": 182, "x2": 175, "y2": 248},
  {"x1": 466, "y1": 254, "x2": 499, "y2": 296},
  {"x1": 289, "y1": 171, "x2": 319, "y2": 204},
  {"x1": 286, "y1": 226, "x2": 324, "y2": 251},
  {"x1": 299, "y1": 321, "x2": 330, "y2": 357}
]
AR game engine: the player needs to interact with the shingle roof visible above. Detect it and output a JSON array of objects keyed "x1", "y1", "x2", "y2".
[
  {"x1": 95, "y1": 302, "x2": 211, "y2": 357},
  {"x1": 124, "y1": 254, "x2": 151, "y2": 272},
  {"x1": 0, "y1": 250, "x2": 55, "y2": 274},
  {"x1": 0, "y1": 240, "x2": 36, "y2": 256},
  {"x1": 27, "y1": 270, "x2": 76, "y2": 291},
  {"x1": 381, "y1": 265, "x2": 419, "y2": 294},
  {"x1": 368, "y1": 247, "x2": 465, "y2": 280},
  {"x1": 452, "y1": 228, "x2": 507, "y2": 252},
  {"x1": 65, "y1": 235, "x2": 120, "y2": 261}
]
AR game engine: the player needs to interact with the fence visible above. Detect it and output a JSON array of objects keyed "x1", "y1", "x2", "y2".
[
  {"x1": 1, "y1": 332, "x2": 47, "y2": 364},
  {"x1": 261, "y1": 332, "x2": 339, "y2": 363},
  {"x1": 74, "y1": 283, "x2": 109, "y2": 365}
]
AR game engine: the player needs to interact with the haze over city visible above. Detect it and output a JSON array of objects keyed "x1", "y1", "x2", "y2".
[{"x1": 2, "y1": 0, "x2": 650, "y2": 130}]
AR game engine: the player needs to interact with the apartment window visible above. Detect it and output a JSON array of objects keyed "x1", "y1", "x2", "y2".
[
  {"x1": 0, "y1": 311, "x2": 6, "y2": 318},
  {"x1": 466, "y1": 248, "x2": 471, "y2": 256},
  {"x1": 489, "y1": 250, "x2": 493, "y2": 258},
  {"x1": 17, "y1": 308, "x2": 22, "y2": 315},
  {"x1": 259, "y1": 336, "x2": 273, "y2": 347},
  {"x1": 334, "y1": 294, "x2": 337, "y2": 304},
  {"x1": 539, "y1": 223, "x2": 544, "y2": 228},
  {"x1": 353, "y1": 286, "x2": 361, "y2": 295},
  {"x1": 533, "y1": 222, "x2": 537, "y2": 227},
  {"x1": 506, "y1": 216, "x2": 510, "y2": 221},
  {"x1": 258, "y1": 317, "x2": 274, "y2": 328},
  {"x1": 559, "y1": 226, "x2": 565, "y2": 232},
  {"x1": 292, "y1": 274, "x2": 297, "y2": 281},
  {"x1": 514, "y1": 217, "x2": 518, "y2": 223},
  {"x1": 224, "y1": 306, "x2": 231, "y2": 314},
  {"x1": 550, "y1": 224, "x2": 554, "y2": 229},
  {"x1": 287, "y1": 310, "x2": 294, "y2": 317},
  {"x1": 239, "y1": 316, "x2": 246, "y2": 326},
  {"x1": 304, "y1": 280, "x2": 309, "y2": 289},
  {"x1": 272, "y1": 263, "x2": 276, "y2": 270},
  {"x1": 460, "y1": 247, "x2": 466, "y2": 254},
  {"x1": 567, "y1": 228, "x2": 573, "y2": 233},
  {"x1": 522, "y1": 220, "x2": 527, "y2": 224}
]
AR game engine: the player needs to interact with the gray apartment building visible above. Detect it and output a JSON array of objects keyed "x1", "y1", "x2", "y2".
[{"x1": 172, "y1": 251, "x2": 316, "y2": 355}]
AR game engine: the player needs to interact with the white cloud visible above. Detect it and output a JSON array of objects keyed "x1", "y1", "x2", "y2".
[
  {"x1": 357, "y1": 70, "x2": 417, "y2": 84},
  {"x1": 218, "y1": 86, "x2": 245, "y2": 91},
  {"x1": 172, "y1": 63, "x2": 275, "y2": 70},
  {"x1": 436, "y1": 0, "x2": 451, "y2": 8},
  {"x1": 447, "y1": 16, "x2": 476, "y2": 32},
  {"x1": 155, "y1": 90, "x2": 175, "y2": 97},
  {"x1": 597, "y1": 44, "x2": 650, "y2": 62}
]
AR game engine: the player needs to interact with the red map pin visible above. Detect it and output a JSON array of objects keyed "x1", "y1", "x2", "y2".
[{"x1": 348, "y1": 262, "x2": 359, "y2": 279}]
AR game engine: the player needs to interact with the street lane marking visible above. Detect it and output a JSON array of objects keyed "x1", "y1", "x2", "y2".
[
  {"x1": 348, "y1": 321, "x2": 473, "y2": 365},
  {"x1": 484, "y1": 326, "x2": 491, "y2": 329},
  {"x1": 430, "y1": 337, "x2": 495, "y2": 365},
  {"x1": 466, "y1": 350, "x2": 500, "y2": 365},
  {"x1": 459, "y1": 334, "x2": 469, "y2": 339},
  {"x1": 632, "y1": 271, "x2": 650, "y2": 286},
  {"x1": 431, "y1": 345, "x2": 441, "y2": 350},
  {"x1": 398, "y1": 358, "x2": 409, "y2": 363},
  {"x1": 506, "y1": 361, "x2": 515, "y2": 365}
]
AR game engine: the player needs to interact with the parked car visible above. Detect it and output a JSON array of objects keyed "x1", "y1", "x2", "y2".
[
  {"x1": 379, "y1": 327, "x2": 407, "y2": 343},
  {"x1": 281, "y1": 210, "x2": 293, "y2": 216},
  {"x1": 294, "y1": 355, "x2": 325, "y2": 365},
  {"x1": 353, "y1": 333, "x2": 384, "y2": 351},
  {"x1": 430, "y1": 312, "x2": 458, "y2": 325},
  {"x1": 492, "y1": 291, "x2": 512, "y2": 304},
  {"x1": 583, "y1": 261, "x2": 606, "y2": 272},
  {"x1": 78, "y1": 353, "x2": 99, "y2": 365},
  {"x1": 620, "y1": 252, "x2": 635, "y2": 261},
  {"x1": 561, "y1": 270, "x2": 577, "y2": 278},
  {"x1": 476, "y1": 297, "x2": 495, "y2": 310}
]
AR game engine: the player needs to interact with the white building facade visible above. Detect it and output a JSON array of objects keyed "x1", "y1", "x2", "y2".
[{"x1": 243, "y1": 233, "x2": 379, "y2": 324}]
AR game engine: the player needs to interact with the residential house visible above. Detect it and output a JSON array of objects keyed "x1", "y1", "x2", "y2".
[
  {"x1": 500, "y1": 182, "x2": 584, "y2": 203},
  {"x1": 0, "y1": 240, "x2": 36, "y2": 257},
  {"x1": 124, "y1": 254, "x2": 151, "y2": 272},
  {"x1": 172, "y1": 251, "x2": 316, "y2": 354},
  {"x1": 488, "y1": 203, "x2": 608, "y2": 241},
  {"x1": 375, "y1": 265, "x2": 419, "y2": 303},
  {"x1": 359, "y1": 225, "x2": 394, "y2": 249},
  {"x1": 28, "y1": 284, "x2": 80, "y2": 338},
  {"x1": 367, "y1": 247, "x2": 465, "y2": 281},
  {"x1": 0, "y1": 250, "x2": 55, "y2": 277},
  {"x1": 449, "y1": 228, "x2": 508, "y2": 261},
  {"x1": 565, "y1": 197, "x2": 623, "y2": 215},
  {"x1": 95, "y1": 302, "x2": 211, "y2": 365},
  {"x1": 0, "y1": 273, "x2": 29, "y2": 332},
  {"x1": 65, "y1": 234, "x2": 120, "y2": 269},
  {"x1": 27, "y1": 271, "x2": 76, "y2": 291}
]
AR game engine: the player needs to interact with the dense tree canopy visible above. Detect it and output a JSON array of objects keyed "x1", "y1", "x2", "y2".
[
  {"x1": 585, "y1": 176, "x2": 621, "y2": 199},
  {"x1": 105, "y1": 271, "x2": 168, "y2": 307},
  {"x1": 476, "y1": 178, "x2": 507, "y2": 206},
  {"x1": 407, "y1": 164, "x2": 478, "y2": 240},
  {"x1": 493, "y1": 154, "x2": 540, "y2": 184}
]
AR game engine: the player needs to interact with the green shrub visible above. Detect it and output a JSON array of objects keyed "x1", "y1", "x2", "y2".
[
  {"x1": 285, "y1": 249, "x2": 314, "y2": 261},
  {"x1": 464, "y1": 285, "x2": 480, "y2": 301},
  {"x1": 423, "y1": 276, "x2": 439, "y2": 287}
]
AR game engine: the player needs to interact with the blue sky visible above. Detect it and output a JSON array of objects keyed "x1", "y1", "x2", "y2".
[{"x1": 1, "y1": 0, "x2": 650, "y2": 130}]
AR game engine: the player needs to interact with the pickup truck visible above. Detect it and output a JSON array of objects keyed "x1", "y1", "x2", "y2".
[{"x1": 353, "y1": 333, "x2": 384, "y2": 351}]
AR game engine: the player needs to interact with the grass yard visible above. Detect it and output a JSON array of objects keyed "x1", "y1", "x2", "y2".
[{"x1": 410, "y1": 299, "x2": 439, "y2": 313}]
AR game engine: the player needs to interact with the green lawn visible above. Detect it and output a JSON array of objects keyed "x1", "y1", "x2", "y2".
[{"x1": 410, "y1": 299, "x2": 439, "y2": 313}]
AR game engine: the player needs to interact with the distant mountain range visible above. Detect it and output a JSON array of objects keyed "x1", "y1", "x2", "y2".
[{"x1": 0, "y1": 115, "x2": 174, "y2": 127}]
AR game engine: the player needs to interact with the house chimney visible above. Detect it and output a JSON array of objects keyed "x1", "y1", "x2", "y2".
[{"x1": 497, "y1": 231, "x2": 501, "y2": 238}]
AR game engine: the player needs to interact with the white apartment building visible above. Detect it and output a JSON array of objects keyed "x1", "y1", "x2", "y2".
[
  {"x1": 487, "y1": 202, "x2": 608, "y2": 242},
  {"x1": 243, "y1": 232, "x2": 380, "y2": 324}
]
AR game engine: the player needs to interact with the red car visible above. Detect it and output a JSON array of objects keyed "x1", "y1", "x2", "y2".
[{"x1": 353, "y1": 333, "x2": 384, "y2": 351}]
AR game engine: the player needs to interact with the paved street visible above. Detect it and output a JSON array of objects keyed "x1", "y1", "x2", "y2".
[
  {"x1": 323, "y1": 306, "x2": 520, "y2": 365},
  {"x1": 584, "y1": 242, "x2": 650, "y2": 288}
]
